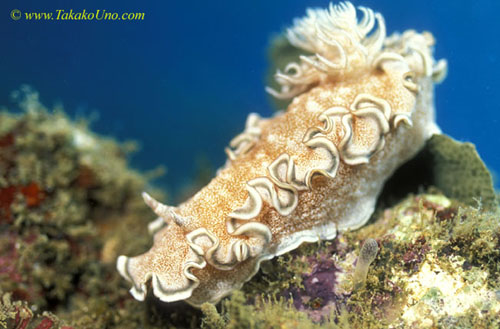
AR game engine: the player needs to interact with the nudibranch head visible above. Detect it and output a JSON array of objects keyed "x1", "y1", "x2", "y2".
[{"x1": 117, "y1": 1, "x2": 446, "y2": 307}]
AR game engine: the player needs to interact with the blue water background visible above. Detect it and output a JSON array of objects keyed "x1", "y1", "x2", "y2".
[{"x1": 1, "y1": 0, "x2": 499, "y2": 196}]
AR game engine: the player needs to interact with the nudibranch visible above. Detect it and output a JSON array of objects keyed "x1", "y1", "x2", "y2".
[{"x1": 117, "y1": 2, "x2": 447, "y2": 306}]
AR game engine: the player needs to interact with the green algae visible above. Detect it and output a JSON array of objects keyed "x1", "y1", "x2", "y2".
[
  {"x1": 379, "y1": 134, "x2": 498, "y2": 212},
  {"x1": 201, "y1": 303, "x2": 226, "y2": 329},
  {"x1": 426, "y1": 135, "x2": 497, "y2": 210},
  {"x1": 0, "y1": 89, "x2": 173, "y2": 328},
  {"x1": 345, "y1": 195, "x2": 499, "y2": 328},
  {"x1": 201, "y1": 291, "x2": 342, "y2": 329},
  {"x1": 0, "y1": 292, "x2": 68, "y2": 329}
]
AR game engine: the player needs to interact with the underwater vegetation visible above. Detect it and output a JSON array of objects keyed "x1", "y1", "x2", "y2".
[
  {"x1": 0, "y1": 89, "x2": 171, "y2": 328},
  {"x1": 0, "y1": 91, "x2": 498, "y2": 329},
  {"x1": 0, "y1": 92, "x2": 498, "y2": 329},
  {"x1": 0, "y1": 83, "x2": 498, "y2": 329}
]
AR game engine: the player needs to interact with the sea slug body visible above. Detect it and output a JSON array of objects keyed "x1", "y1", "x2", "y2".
[{"x1": 117, "y1": 2, "x2": 447, "y2": 306}]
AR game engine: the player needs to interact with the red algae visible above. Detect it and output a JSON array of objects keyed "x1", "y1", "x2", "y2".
[{"x1": 20, "y1": 183, "x2": 45, "y2": 208}]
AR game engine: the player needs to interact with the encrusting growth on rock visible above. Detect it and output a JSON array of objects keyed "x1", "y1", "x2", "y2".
[{"x1": 117, "y1": 1, "x2": 447, "y2": 306}]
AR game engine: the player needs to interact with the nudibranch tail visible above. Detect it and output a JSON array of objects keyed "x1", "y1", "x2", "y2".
[{"x1": 117, "y1": 1, "x2": 447, "y2": 307}]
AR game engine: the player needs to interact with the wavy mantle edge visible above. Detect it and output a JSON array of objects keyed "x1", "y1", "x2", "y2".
[
  {"x1": 116, "y1": 0, "x2": 449, "y2": 307},
  {"x1": 186, "y1": 192, "x2": 377, "y2": 306}
]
